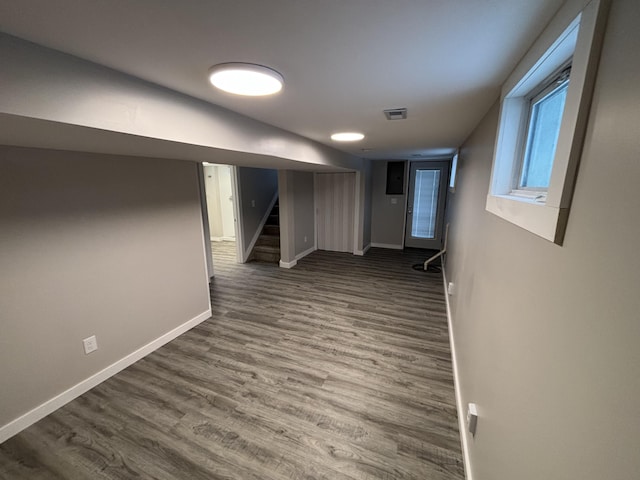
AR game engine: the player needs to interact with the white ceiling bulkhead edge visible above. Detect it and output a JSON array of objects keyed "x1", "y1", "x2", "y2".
[{"x1": 0, "y1": 34, "x2": 362, "y2": 172}]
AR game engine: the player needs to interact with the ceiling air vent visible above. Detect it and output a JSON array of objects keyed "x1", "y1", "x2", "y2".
[{"x1": 383, "y1": 108, "x2": 408, "y2": 120}]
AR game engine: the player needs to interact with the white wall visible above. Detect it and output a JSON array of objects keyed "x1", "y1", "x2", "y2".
[
  {"x1": 445, "y1": 0, "x2": 640, "y2": 478},
  {"x1": 0, "y1": 146, "x2": 211, "y2": 440}
]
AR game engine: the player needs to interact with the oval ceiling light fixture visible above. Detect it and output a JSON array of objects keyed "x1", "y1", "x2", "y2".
[
  {"x1": 331, "y1": 132, "x2": 365, "y2": 142},
  {"x1": 208, "y1": 63, "x2": 284, "y2": 96}
]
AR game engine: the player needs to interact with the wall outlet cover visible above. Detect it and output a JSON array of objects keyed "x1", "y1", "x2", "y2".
[
  {"x1": 467, "y1": 402, "x2": 478, "y2": 436},
  {"x1": 83, "y1": 335, "x2": 98, "y2": 355}
]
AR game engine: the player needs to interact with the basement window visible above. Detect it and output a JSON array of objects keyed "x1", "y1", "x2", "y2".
[
  {"x1": 518, "y1": 64, "x2": 571, "y2": 194},
  {"x1": 486, "y1": 0, "x2": 609, "y2": 245}
]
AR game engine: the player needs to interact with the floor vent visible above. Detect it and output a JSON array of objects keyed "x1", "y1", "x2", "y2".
[{"x1": 383, "y1": 108, "x2": 408, "y2": 120}]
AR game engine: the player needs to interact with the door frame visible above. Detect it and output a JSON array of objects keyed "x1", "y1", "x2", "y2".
[
  {"x1": 229, "y1": 165, "x2": 245, "y2": 263},
  {"x1": 403, "y1": 159, "x2": 451, "y2": 250}
]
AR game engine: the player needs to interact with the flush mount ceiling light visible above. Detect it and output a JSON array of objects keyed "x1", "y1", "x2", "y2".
[
  {"x1": 208, "y1": 63, "x2": 284, "y2": 96},
  {"x1": 331, "y1": 132, "x2": 365, "y2": 142}
]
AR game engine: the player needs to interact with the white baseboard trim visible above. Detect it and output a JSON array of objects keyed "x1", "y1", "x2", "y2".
[
  {"x1": 370, "y1": 242, "x2": 403, "y2": 250},
  {"x1": 354, "y1": 243, "x2": 371, "y2": 256},
  {"x1": 243, "y1": 192, "x2": 278, "y2": 262},
  {"x1": 0, "y1": 309, "x2": 212, "y2": 444},
  {"x1": 295, "y1": 246, "x2": 316, "y2": 261},
  {"x1": 279, "y1": 259, "x2": 297, "y2": 269},
  {"x1": 280, "y1": 246, "x2": 315, "y2": 269},
  {"x1": 442, "y1": 262, "x2": 473, "y2": 480},
  {"x1": 210, "y1": 236, "x2": 236, "y2": 242}
]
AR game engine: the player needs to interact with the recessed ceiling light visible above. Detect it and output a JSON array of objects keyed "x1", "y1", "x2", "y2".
[
  {"x1": 331, "y1": 132, "x2": 365, "y2": 142},
  {"x1": 208, "y1": 63, "x2": 283, "y2": 96}
]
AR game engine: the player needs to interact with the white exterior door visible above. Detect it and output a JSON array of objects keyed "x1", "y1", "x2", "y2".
[{"x1": 404, "y1": 161, "x2": 448, "y2": 249}]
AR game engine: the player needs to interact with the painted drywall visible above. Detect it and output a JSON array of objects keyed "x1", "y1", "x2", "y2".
[
  {"x1": 371, "y1": 160, "x2": 407, "y2": 247},
  {"x1": 354, "y1": 161, "x2": 373, "y2": 253},
  {"x1": 197, "y1": 164, "x2": 214, "y2": 279},
  {"x1": 292, "y1": 172, "x2": 315, "y2": 256},
  {"x1": 237, "y1": 167, "x2": 278, "y2": 256},
  {"x1": 445, "y1": 0, "x2": 640, "y2": 478},
  {"x1": 362, "y1": 162, "x2": 373, "y2": 248},
  {"x1": 277, "y1": 170, "x2": 316, "y2": 266},
  {"x1": 0, "y1": 34, "x2": 362, "y2": 172},
  {"x1": 0, "y1": 146, "x2": 210, "y2": 432},
  {"x1": 277, "y1": 171, "x2": 296, "y2": 266}
]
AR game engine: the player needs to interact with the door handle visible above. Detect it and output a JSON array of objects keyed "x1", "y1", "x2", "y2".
[{"x1": 408, "y1": 207, "x2": 413, "y2": 214}]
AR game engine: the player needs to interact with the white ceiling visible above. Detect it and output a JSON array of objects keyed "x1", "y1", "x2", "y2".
[{"x1": 0, "y1": 0, "x2": 565, "y2": 160}]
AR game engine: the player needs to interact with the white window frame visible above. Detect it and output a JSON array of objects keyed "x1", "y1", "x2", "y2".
[
  {"x1": 449, "y1": 150, "x2": 459, "y2": 192},
  {"x1": 486, "y1": 0, "x2": 610, "y2": 245},
  {"x1": 515, "y1": 63, "x2": 571, "y2": 193}
]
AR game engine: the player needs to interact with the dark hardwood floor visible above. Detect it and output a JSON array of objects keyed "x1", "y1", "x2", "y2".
[{"x1": 0, "y1": 242, "x2": 464, "y2": 479}]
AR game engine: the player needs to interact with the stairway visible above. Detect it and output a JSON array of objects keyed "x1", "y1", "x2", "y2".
[{"x1": 249, "y1": 201, "x2": 280, "y2": 264}]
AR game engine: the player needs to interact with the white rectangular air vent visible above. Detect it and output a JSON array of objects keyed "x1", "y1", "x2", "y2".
[{"x1": 383, "y1": 108, "x2": 407, "y2": 120}]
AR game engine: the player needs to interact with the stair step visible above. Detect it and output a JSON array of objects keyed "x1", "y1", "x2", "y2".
[
  {"x1": 266, "y1": 214, "x2": 279, "y2": 225},
  {"x1": 263, "y1": 225, "x2": 280, "y2": 235},
  {"x1": 254, "y1": 245, "x2": 279, "y2": 254},
  {"x1": 256, "y1": 235, "x2": 280, "y2": 247},
  {"x1": 252, "y1": 250, "x2": 280, "y2": 263}
]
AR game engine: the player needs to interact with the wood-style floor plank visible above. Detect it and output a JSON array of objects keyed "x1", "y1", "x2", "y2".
[{"x1": 0, "y1": 242, "x2": 464, "y2": 479}]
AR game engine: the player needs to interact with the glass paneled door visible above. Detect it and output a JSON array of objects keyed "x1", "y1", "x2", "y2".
[{"x1": 404, "y1": 161, "x2": 448, "y2": 249}]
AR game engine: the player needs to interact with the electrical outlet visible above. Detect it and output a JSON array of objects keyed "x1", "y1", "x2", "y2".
[
  {"x1": 447, "y1": 282, "x2": 456, "y2": 296},
  {"x1": 83, "y1": 335, "x2": 98, "y2": 355},
  {"x1": 251, "y1": 200, "x2": 256, "y2": 207},
  {"x1": 391, "y1": 197, "x2": 398, "y2": 204},
  {"x1": 304, "y1": 236, "x2": 308, "y2": 243},
  {"x1": 467, "y1": 403, "x2": 478, "y2": 436}
]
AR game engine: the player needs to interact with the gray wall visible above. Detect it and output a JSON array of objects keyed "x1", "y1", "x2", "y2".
[
  {"x1": 0, "y1": 146, "x2": 210, "y2": 429},
  {"x1": 362, "y1": 162, "x2": 373, "y2": 248},
  {"x1": 371, "y1": 160, "x2": 407, "y2": 247},
  {"x1": 237, "y1": 167, "x2": 278, "y2": 256},
  {"x1": 292, "y1": 172, "x2": 315, "y2": 256},
  {"x1": 445, "y1": 0, "x2": 640, "y2": 478},
  {"x1": 278, "y1": 170, "x2": 316, "y2": 265},
  {"x1": 354, "y1": 161, "x2": 373, "y2": 253}
]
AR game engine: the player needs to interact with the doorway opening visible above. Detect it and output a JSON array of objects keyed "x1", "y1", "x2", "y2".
[{"x1": 203, "y1": 163, "x2": 239, "y2": 265}]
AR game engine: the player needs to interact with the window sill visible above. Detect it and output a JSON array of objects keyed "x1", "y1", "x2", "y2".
[
  {"x1": 509, "y1": 190, "x2": 548, "y2": 203},
  {"x1": 486, "y1": 194, "x2": 568, "y2": 243}
]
